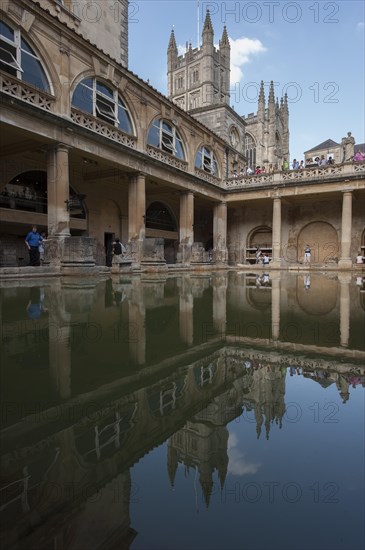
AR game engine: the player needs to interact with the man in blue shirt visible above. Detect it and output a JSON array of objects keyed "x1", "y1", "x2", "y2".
[{"x1": 25, "y1": 225, "x2": 42, "y2": 266}]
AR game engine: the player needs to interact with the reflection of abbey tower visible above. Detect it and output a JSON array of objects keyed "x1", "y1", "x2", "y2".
[
  {"x1": 167, "y1": 11, "x2": 290, "y2": 168},
  {"x1": 167, "y1": 418, "x2": 229, "y2": 508},
  {"x1": 167, "y1": 362, "x2": 287, "y2": 507}
]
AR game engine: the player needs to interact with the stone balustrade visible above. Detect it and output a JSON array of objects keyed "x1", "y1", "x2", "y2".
[
  {"x1": 0, "y1": 71, "x2": 55, "y2": 112},
  {"x1": 225, "y1": 161, "x2": 365, "y2": 190},
  {"x1": 71, "y1": 108, "x2": 137, "y2": 148}
]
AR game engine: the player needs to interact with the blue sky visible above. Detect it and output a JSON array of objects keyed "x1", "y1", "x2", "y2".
[{"x1": 129, "y1": 1, "x2": 364, "y2": 162}]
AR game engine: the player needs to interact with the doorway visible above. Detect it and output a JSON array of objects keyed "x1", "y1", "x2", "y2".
[{"x1": 104, "y1": 232, "x2": 114, "y2": 267}]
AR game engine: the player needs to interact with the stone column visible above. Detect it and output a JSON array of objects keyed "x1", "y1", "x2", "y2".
[
  {"x1": 47, "y1": 144, "x2": 71, "y2": 238},
  {"x1": 213, "y1": 201, "x2": 228, "y2": 264},
  {"x1": 178, "y1": 191, "x2": 194, "y2": 264},
  {"x1": 271, "y1": 277, "x2": 280, "y2": 340},
  {"x1": 212, "y1": 274, "x2": 227, "y2": 337},
  {"x1": 128, "y1": 279, "x2": 146, "y2": 365},
  {"x1": 128, "y1": 173, "x2": 146, "y2": 263},
  {"x1": 48, "y1": 282, "x2": 71, "y2": 400},
  {"x1": 271, "y1": 197, "x2": 282, "y2": 267},
  {"x1": 339, "y1": 273, "x2": 351, "y2": 347},
  {"x1": 339, "y1": 191, "x2": 353, "y2": 269}
]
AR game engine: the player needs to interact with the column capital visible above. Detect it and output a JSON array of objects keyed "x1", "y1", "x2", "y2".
[
  {"x1": 128, "y1": 171, "x2": 146, "y2": 184},
  {"x1": 341, "y1": 189, "x2": 353, "y2": 195},
  {"x1": 47, "y1": 143, "x2": 72, "y2": 154},
  {"x1": 180, "y1": 190, "x2": 194, "y2": 197}
]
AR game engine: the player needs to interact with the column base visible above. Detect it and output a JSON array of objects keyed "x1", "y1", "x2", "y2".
[
  {"x1": 338, "y1": 259, "x2": 353, "y2": 270},
  {"x1": 45, "y1": 236, "x2": 97, "y2": 267},
  {"x1": 269, "y1": 259, "x2": 283, "y2": 269}
]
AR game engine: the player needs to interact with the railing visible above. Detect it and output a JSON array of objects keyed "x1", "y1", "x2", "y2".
[
  {"x1": 194, "y1": 168, "x2": 222, "y2": 186},
  {"x1": 0, "y1": 194, "x2": 47, "y2": 214},
  {"x1": 0, "y1": 71, "x2": 55, "y2": 112},
  {"x1": 71, "y1": 108, "x2": 137, "y2": 148},
  {"x1": 225, "y1": 161, "x2": 365, "y2": 189},
  {"x1": 146, "y1": 145, "x2": 188, "y2": 172}
]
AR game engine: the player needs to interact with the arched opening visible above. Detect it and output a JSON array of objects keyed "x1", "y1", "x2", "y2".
[
  {"x1": 246, "y1": 226, "x2": 272, "y2": 264},
  {"x1": 147, "y1": 119, "x2": 185, "y2": 160},
  {"x1": 0, "y1": 171, "x2": 87, "y2": 267},
  {"x1": 0, "y1": 21, "x2": 51, "y2": 92},
  {"x1": 298, "y1": 222, "x2": 339, "y2": 263},
  {"x1": 0, "y1": 171, "x2": 86, "y2": 218},
  {"x1": 145, "y1": 201, "x2": 178, "y2": 264}
]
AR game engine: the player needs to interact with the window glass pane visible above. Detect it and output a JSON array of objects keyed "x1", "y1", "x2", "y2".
[
  {"x1": 72, "y1": 82, "x2": 93, "y2": 113},
  {"x1": 195, "y1": 149, "x2": 202, "y2": 168},
  {"x1": 0, "y1": 42, "x2": 19, "y2": 75},
  {"x1": 147, "y1": 123, "x2": 160, "y2": 147},
  {"x1": 161, "y1": 133, "x2": 174, "y2": 152},
  {"x1": 175, "y1": 135, "x2": 184, "y2": 159},
  {"x1": 117, "y1": 103, "x2": 132, "y2": 133},
  {"x1": 0, "y1": 22, "x2": 14, "y2": 41},
  {"x1": 22, "y1": 52, "x2": 49, "y2": 91},
  {"x1": 96, "y1": 81, "x2": 113, "y2": 99},
  {"x1": 21, "y1": 38, "x2": 36, "y2": 56},
  {"x1": 82, "y1": 78, "x2": 93, "y2": 89},
  {"x1": 96, "y1": 98, "x2": 116, "y2": 122},
  {"x1": 162, "y1": 121, "x2": 173, "y2": 134}
]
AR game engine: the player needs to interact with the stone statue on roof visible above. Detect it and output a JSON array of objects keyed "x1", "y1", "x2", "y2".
[{"x1": 341, "y1": 131, "x2": 355, "y2": 162}]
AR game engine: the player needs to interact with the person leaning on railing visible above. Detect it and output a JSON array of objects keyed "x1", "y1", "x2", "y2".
[{"x1": 353, "y1": 150, "x2": 365, "y2": 162}]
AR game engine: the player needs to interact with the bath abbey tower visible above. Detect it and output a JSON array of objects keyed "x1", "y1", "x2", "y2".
[{"x1": 167, "y1": 10, "x2": 290, "y2": 169}]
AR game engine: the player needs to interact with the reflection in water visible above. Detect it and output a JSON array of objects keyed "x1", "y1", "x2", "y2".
[{"x1": 0, "y1": 273, "x2": 364, "y2": 549}]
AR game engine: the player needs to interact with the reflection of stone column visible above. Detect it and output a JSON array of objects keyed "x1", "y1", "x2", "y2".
[
  {"x1": 47, "y1": 145, "x2": 70, "y2": 237},
  {"x1": 48, "y1": 284, "x2": 71, "y2": 400},
  {"x1": 179, "y1": 277, "x2": 193, "y2": 345},
  {"x1": 212, "y1": 274, "x2": 227, "y2": 337},
  {"x1": 128, "y1": 173, "x2": 146, "y2": 263},
  {"x1": 339, "y1": 191, "x2": 353, "y2": 269},
  {"x1": 128, "y1": 282, "x2": 146, "y2": 365},
  {"x1": 271, "y1": 197, "x2": 282, "y2": 266},
  {"x1": 178, "y1": 191, "x2": 194, "y2": 264},
  {"x1": 339, "y1": 273, "x2": 351, "y2": 347},
  {"x1": 213, "y1": 202, "x2": 228, "y2": 263},
  {"x1": 271, "y1": 277, "x2": 280, "y2": 340}
]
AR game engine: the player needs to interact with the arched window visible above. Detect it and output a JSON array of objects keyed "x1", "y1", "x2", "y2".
[
  {"x1": 71, "y1": 78, "x2": 133, "y2": 134},
  {"x1": 195, "y1": 146, "x2": 219, "y2": 175},
  {"x1": 245, "y1": 133, "x2": 256, "y2": 168},
  {"x1": 147, "y1": 119, "x2": 185, "y2": 159},
  {"x1": 0, "y1": 21, "x2": 50, "y2": 91}
]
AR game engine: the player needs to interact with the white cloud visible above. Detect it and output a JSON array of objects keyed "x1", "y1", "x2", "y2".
[
  {"x1": 178, "y1": 44, "x2": 187, "y2": 56},
  {"x1": 357, "y1": 21, "x2": 364, "y2": 30},
  {"x1": 227, "y1": 433, "x2": 261, "y2": 476},
  {"x1": 229, "y1": 36, "x2": 267, "y2": 84}
]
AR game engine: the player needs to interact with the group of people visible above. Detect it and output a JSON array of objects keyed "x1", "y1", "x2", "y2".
[
  {"x1": 24, "y1": 226, "x2": 46, "y2": 266},
  {"x1": 231, "y1": 148, "x2": 365, "y2": 179},
  {"x1": 255, "y1": 248, "x2": 271, "y2": 265}
]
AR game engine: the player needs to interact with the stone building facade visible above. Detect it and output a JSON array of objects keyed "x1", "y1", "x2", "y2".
[
  {"x1": 167, "y1": 11, "x2": 290, "y2": 171},
  {"x1": 0, "y1": 0, "x2": 364, "y2": 272}
]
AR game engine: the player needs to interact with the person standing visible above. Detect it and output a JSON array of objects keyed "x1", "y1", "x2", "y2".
[
  {"x1": 112, "y1": 237, "x2": 126, "y2": 265},
  {"x1": 25, "y1": 226, "x2": 42, "y2": 266},
  {"x1": 38, "y1": 231, "x2": 47, "y2": 265},
  {"x1": 304, "y1": 244, "x2": 311, "y2": 265}
]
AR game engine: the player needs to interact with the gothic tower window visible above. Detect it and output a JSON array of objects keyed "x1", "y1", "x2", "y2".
[
  {"x1": 0, "y1": 21, "x2": 50, "y2": 92},
  {"x1": 72, "y1": 77, "x2": 133, "y2": 133},
  {"x1": 195, "y1": 146, "x2": 219, "y2": 175},
  {"x1": 147, "y1": 119, "x2": 185, "y2": 159},
  {"x1": 245, "y1": 133, "x2": 256, "y2": 168}
]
